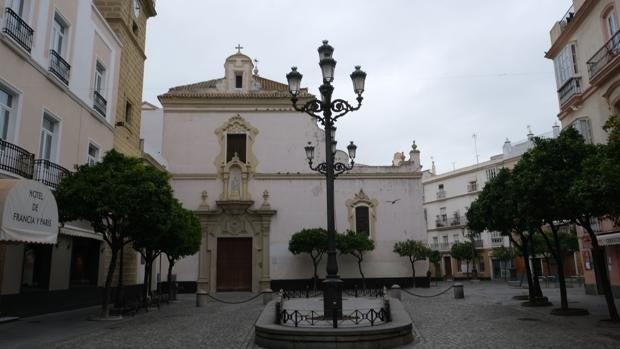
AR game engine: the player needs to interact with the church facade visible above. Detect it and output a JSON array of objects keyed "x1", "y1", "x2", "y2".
[{"x1": 156, "y1": 51, "x2": 427, "y2": 293}]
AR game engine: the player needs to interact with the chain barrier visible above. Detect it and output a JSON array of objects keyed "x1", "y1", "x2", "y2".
[
  {"x1": 401, "y1": 285, "x2": 454, "y2": 298},
  {"x1": 204, "y1": 291, "x2": 266, "y2": 304}
]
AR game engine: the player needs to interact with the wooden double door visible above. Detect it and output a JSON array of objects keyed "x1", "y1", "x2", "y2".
[{"x1": 216, "y1": 237, "x2": 252, "y2": 291}]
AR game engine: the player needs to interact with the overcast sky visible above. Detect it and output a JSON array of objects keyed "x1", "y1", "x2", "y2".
[{"x1": 143, "y1": 0, "x2": 572, "y2": 172}]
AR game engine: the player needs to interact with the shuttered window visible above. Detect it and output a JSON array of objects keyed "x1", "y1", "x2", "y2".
[
  {"x1": 227, "y1": 134, "x2": 246, "y2": 162},
  {"x1": 355, "y1": 206, "x2": 370, "y2": 235}
]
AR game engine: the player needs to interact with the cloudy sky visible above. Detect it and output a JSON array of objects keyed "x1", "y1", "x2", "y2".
[{"x1": 143, "y1": 0, "x2": 571, "y2": 172}]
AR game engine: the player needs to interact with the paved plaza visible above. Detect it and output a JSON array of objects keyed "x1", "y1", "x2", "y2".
[{"x1": 1, "y1": 282, "x2": 619, "y2": 348}]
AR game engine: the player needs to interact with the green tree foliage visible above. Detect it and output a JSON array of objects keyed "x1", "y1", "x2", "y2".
[
  {"x1": 55, "y1": 150, "x2": 171, "y2": 318},
  {"x1": 512, "y1": 127, "x2": 587, "y2": 312},
  {"x1": 288, "y1": 228, "x2": 328, "y2": 291},
  {"x1": 160, "y1": 200, "x2": 201, "y2": 300},
  {"x1": 336, "y1": 230, "x2": 375, "y2": 289},
  {"x1": 467, "y1": 167, "x2": 544, "y2": 301},
  {"x1": 393, "y1": 240, "x2": 430, "y2": 287},
  {"x1": 450, "y1": 241, "x2": 474, "y2": 277}
]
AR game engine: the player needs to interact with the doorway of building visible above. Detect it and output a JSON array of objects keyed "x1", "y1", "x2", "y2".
[
  {"x1": 216, "y1": 237, "x2": 252, "y2": 291},
  {"x1": 492, "y1": 259, "x2": 502, "y2": 280},
  {"x1": 21, "y1": 244, "x2": 52, "y2": 292},
  {"x1": 70, "y1": 237, "x2": 101, "y2": 287},
  {"x1": 443, "y1": 256, "x2": 452, "y2": 278}
]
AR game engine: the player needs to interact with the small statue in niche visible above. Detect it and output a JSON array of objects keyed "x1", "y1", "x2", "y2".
[{"x1": 229, "y1": 166, "x2": 242, "y2": 199}]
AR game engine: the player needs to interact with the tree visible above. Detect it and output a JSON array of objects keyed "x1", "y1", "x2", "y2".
[
  {"x1": 513, "y1": 128, "x2": 589, "y2": 314},
  {"x1": 568, "y1": 118, "x2": 620, "y2": 321},
  {"x1": 55, "y1": 150, "x2": 172, "y2": 318},
  {"x1": 288, "y1": 228, "x2": 328, "y2": 291},
  {"x1": 467, "y1": 168, "x2": 546, "y2": 303},
  {"x1": 161, "y1": 200, "x2": 201, "y2": 300},
  {"x1": 393, "y1": 240, "x2": 430, "y2": 288},
  {"x1": 336, "y1": 230, "x2": 375, "y2": 289},
  {"x1": 491, "y1": 246, "x2": 513, "y2": 281},
  {"x1": 450, "y1": 241, "x2": 474, "y2": 277}
]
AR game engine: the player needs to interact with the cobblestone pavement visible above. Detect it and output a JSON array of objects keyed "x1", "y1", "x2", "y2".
[
  {"x1": 400, "y1": 281, "x2": 620, "y2": 349},
  {"x1": 1, "y1": 283, "x2": 619, "y2": 348}
]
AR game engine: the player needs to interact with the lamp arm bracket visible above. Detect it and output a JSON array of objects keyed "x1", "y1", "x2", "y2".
[
  {"x1": 308, "y1": 161, "x2": 355, "y2": 177},
  {"x1": 292, "y1": 98, "x2": 325, "y2": 122},
  {"x1": 331, "y1": 96, "x2": 363, "y2": 121}
]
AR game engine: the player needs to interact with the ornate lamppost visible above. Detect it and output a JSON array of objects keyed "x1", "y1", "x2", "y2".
[{"x1": 286, "y1": 40, "x2": 366, "y2": 318}]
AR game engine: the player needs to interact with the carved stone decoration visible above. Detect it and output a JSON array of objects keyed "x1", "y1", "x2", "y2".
[
  {"x1": 261, "y1": 190, "x2": 271, "y2": 209},
  {"x1": 345, "y1": 189, "x2": 379, "y2": 239},
  {"x1": 194, "y1": 201, "x2": 276, "y2": 294},
  {"x1": 214, "y1": 115, "x2": 259, "y2": 201},
  {"x1": 199, "y1": 190, "x2": 210, "y2": 210}
]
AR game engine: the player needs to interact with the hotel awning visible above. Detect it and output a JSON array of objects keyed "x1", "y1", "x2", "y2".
[
  {"x1": 597, "y1": 232, "x2": 620, "y2": 247},
  {"x1": 0, "y1": 179, "x2": 58, "y2": 244}
]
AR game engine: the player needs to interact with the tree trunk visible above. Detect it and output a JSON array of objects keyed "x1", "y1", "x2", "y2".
[
  {"x1": 411, "y1": 260, "x2": 416, "y2": 288},
  {"x1": 521, "y1": 237, "x2": 536, "y2": 300},
  {"x1": 167, "y1": 258, "x2": 175, "y2": 301},
  {"x1": 357, "y1": 258, "x2": 366, "y2": 290},
  {"x1": 312, "y1": 258, "x2": 319, "y2": 292},
  {"x1": 529, "y1": 237, "x2": 543, "y2": 298},
  {"x1": 583, "y1": 221, "x2": 620, "y2": 321},
  {"x1": 550, "y1": 225, "x2": 569, "y2": 310},
  {"x1": 101, "y1": 245, "x2": 119, "y2": 318},
  {"x1": 115, "y1": 244, "x2": 125, "y2": 308},
  {"x1": 143, "y1": 252, "x2": 152, "y2": 309}
]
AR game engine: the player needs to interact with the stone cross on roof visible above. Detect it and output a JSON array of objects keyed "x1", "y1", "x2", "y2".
[{"x1": 235, "y1": 44, "x2": 244, "y2": 53}]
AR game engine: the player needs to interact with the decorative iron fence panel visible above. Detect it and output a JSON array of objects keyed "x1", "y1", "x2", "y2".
[
  {"x1": 3, "y1": 8, "x2": 34, "y2": 52},
  {"x1": 49, "y1": 50, "x2": 71, "y2": 85},
  {"x1": 0, "y1": 138, "x2": 34, "y2": 178},
  {"x1": 34, "y1": 159, "x2": 70, "y2": 189}
]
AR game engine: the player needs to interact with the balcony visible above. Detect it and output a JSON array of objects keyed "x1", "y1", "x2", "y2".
[
  {"x1": 429, "y1": 242, "x2": 452, "y2": 252},
  {"x1": 558, "y1": 5, "x2": 576, "y2": 33},
  {"x1": 436, "y1": 189, "x2": 446, "y2": 200},
  {"x1": 34, "y1": 159, "x2": 70, "y2": 189},
  {"x1": 557, "y1": 77, "x2": 582, "y2": 105},
  {"x1": 2, "y1": 8, "x2": 34, "y2": 52},
  {"x1": 490, "y1": 237, "x2": 504, "y2": 247},
  {"x1": 587, "y1": 30, "x2": 620, "y2": 81},
  {"x1": 0, "y1": 138, "x2": 35, "y2": 178},
  {"x1": 49, "y1": 50, "x2": 70, "y2": 85},
  {"x1": 435, "y1": 215, "x2": 448, "y2": 228},
  {"x1": 93, "y1": 91, "x2": 107, "y2": 116}
]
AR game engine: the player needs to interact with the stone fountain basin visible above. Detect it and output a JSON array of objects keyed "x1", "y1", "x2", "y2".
[{"x1": 255, "y1": 297, "x2": 414, "y2": 349}]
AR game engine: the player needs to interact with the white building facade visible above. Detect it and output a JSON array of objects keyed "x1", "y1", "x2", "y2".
[
  {"x1": 423, "y1": 128, "x2": 559, "y2": 280},
  {"x1": 155, "y1": 52, "x2": 428, "y2": 293},
  {"x1": 0, "y1": 0, "x2": 121, "y2": 315}
]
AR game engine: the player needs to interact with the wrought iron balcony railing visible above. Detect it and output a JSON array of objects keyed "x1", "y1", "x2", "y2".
[
  {"x1": 3, "y1": 8, "x2": 34, "y2": 52},
  {"x1": 490, "y1": 237, "x2": 504, "y2": 246},
  {"x1": 49, "y1": 50, "x2": 70, "y2": 85},
  {"x1": 558, "y1": 5, "x2": 575, "y2": 33},
  {"x1": 587, "y1": 30, "x2": 620, "y2": 80},
  {"x1": 467, "y1": 182, "x2": 478, "y2": 192},
  {"x1": 557, "y1": 77, "x2": 582, "y2": 105},
  {"x1": 0, "y1": 138, "x2": 35, "y2": 178},
  {"x1": 473, "y1": 239, "x2": 484, "y2": 249},
  {"x1": 34, "y1": 159, "x2": 70, "y2": 189},
  {"x1": 429, "y1": 242, "x2": 452, "y2": 251},
  {"x1": 436, "y1": 189, "x2": 446, "y2": 199},
  {"x1": 435, "y1": 215, "x2": 448, "y2": 228},
  {"x1": 93, "y1": 90, "x2": 107, "y2": 116}
]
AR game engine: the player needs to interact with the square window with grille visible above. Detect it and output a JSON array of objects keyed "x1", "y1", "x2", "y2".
[{"x1": 226, "y1": 133, "x2": 246, "y2": 162}]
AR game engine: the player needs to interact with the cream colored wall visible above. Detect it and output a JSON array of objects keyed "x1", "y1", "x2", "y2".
[
  {"x1": 552, "y1": 0, "x2": 620, "y2": 142},
  {"x1": 49, "y1": 235, "x2": 71, "y2": 290}
]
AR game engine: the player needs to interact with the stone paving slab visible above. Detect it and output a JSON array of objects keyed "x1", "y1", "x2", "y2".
[{"x1": 0, "y1": 283, "x2": 619, "y2": 348}]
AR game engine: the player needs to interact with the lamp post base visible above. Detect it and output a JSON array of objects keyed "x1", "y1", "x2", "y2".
[{"x1": 323, "y1": 277, "x2": 344, "y2": 320}]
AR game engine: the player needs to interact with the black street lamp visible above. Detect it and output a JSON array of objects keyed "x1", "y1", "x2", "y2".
[{"x1": 286, "y1": 40, "x2": 366, "y2": 318}]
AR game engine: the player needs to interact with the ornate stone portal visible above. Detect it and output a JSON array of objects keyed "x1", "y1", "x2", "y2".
[{"x1": 196, "y1": 115, "x2": 274, "y2": 293}]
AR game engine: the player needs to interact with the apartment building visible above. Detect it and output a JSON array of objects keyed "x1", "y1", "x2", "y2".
[
  {"x1": 0, "y1": 0, "x2": 121, "y2": 316},
  {"x1": 546, "y1": 0, "x2": 620, "y2": 296},
  {"x1": 423, "y1": 127, "x2": 559, "y2": 280}
]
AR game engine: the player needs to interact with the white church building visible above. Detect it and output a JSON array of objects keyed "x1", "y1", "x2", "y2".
[{"x1": 147, "y1": 50, "x2": 428, "y2": 293}]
